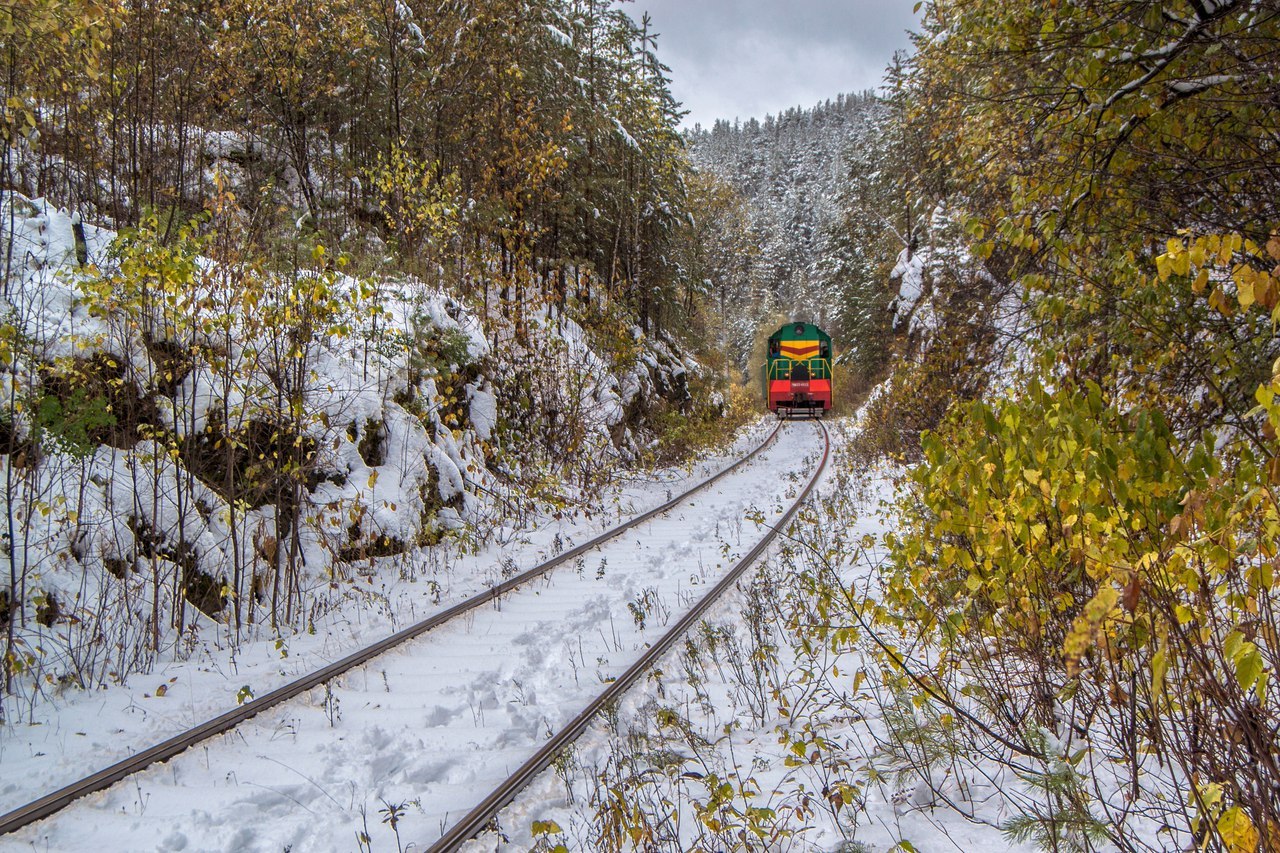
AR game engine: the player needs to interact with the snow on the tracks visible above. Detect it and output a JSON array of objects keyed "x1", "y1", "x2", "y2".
[
  {"x1": 4, "y1": 422, "x2": 819, "y2": 852},
  {"x1": 466, "y1": 419, "x2": 1031, "y2": 853}
]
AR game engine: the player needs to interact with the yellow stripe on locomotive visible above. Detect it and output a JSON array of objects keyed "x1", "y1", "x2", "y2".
[{"x1": 763, "y1": 322, "x2": 833, "y2": 418}]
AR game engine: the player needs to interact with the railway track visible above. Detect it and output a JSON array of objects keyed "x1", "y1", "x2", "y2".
[
  {"x1": 430, "y1": 419, "x2": 829, "y2": 851},
  {"x1": 0, "y1": 422, "x2": 785, "y2": 838}
]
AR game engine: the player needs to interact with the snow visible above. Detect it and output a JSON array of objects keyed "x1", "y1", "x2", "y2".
[
  {"x1": 0, "y1": 191, "x2": 699, "y2": 731},
  {"x1": 191, "y1": 129, "x2": 245, "y2": 161},
  {"x1": 459, "y1": 418, "x2": 1034, "y2": 853},
  {"x1": 890, "y1": 247, "x2": 925, "y2": 328},
  {"x1": 3, "y1": 420, "x2": 814, "y2": 851},
  {"x1": 417, "y1": 290, "x2": 490, "y2": 360},
  {"x1": 0, "y1": 414, "x2": 1040, "y2": 852},
  {"x1": 612, "y1": 117, "x2": 639, "y2": 151},
  {"x1": 544, "y1": 23, "x2": 572, "y2": 46},
  {"x1": 466, "y1": 383, "x2": 498, "y2": 441},
  {"x1": 1167, "y1": 74, "x2": 1239, "y2": 94},
  {"x1": 3, "y1": 198, "x2": 113, "y2": 360}
]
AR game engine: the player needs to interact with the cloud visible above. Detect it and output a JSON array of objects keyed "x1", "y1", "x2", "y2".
[{"x1": 629, "y1": 0, "x2": 920, "y2": 127}]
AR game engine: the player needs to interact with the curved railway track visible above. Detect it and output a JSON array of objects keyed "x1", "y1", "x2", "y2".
[
  {"x1": 0, "y1": 422, "x2": 786, "y2": 838},
  {"x1": 430, "y1": 419, "x2": 829, "y2": 852}
]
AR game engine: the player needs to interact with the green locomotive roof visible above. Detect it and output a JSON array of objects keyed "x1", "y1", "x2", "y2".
[{"x1": 768, "y1": 322, "x2": 831, "y2": 345}]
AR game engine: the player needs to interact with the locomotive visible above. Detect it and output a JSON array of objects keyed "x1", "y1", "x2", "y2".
[{"x1": 763, "y1": 322, "x2": 833, "y2": 418}]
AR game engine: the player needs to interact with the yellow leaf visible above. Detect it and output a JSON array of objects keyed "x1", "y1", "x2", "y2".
[
  {"x1": 531, "y1": 820, "x2": 563, "y2": 836},
  {"x1": 1173, "y1": 251, "x2": 1191, "y2": 277},
  {"x1": 1219, "y1": 237, "x2": 1237, "y2": 265},
  {"x1": 1209, "y1": 286, "x2": 1234, "y2": 315},
  {"x1": 1217, "y1": 807, "x2": 1258, "y2": 853},
  {"x1": 1238, "y1": 271, "x2": 1256, "y2": 308},
  {"x1": 1151, "y1": 648, "x2": 1167, "y2": 696}
]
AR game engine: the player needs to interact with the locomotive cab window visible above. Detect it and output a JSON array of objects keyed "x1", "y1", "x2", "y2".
[{"x1": 769, "y1": 339, "x2": 779, "y2": 356}]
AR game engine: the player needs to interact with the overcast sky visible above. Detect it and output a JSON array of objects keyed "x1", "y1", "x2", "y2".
[{"x1": 627, "y1": 0, "x2": 921, "y2": 129}]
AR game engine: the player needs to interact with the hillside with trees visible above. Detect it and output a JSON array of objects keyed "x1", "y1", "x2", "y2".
[
  {"x1": 535, "y1": 2, "x2": 1280, "y2": 851},
  {"x1": 684, "y1": 93, "x2": 911, "y2": 395},
  {"x1": 870, "y1": 3, "x2": 1280, "y2": 845},
  {"x1": 0, "y1": 0, "x2": 752, "y2": 717},
  {"x1": 5, "y1": 0, "x2": 696, "y2": 335},
  {"x1": 836, "y1": 1, "x2": 1280, "y2": 849}
]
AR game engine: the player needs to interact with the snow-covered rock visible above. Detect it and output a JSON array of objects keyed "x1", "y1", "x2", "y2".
[{"x1": 0, "y1": 191, "x2": 699, "y2": 717}]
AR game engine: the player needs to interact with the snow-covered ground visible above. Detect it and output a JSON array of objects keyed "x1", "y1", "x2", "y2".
[
  {"x1": 1, "y1": 411, "x2": 1047, "y2": 853},
  {"x1": 3, "y1": 421, "x2": 820, "y2": 851},
  {"x1": 465, "y1": 418, "x2": 1033, "y2": 853}
]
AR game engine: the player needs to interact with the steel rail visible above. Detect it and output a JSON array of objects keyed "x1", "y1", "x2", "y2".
[
  {"x1": 0, "y1": 422, "x2": 783, "y2": 837},
  {"x1": 428, "y1": 420, "x2": 830, "y2": 852}
]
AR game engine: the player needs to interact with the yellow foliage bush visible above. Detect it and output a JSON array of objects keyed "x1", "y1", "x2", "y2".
[{"x1": 883, "y1": 373, "x2": 1280, "y2": 847}]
